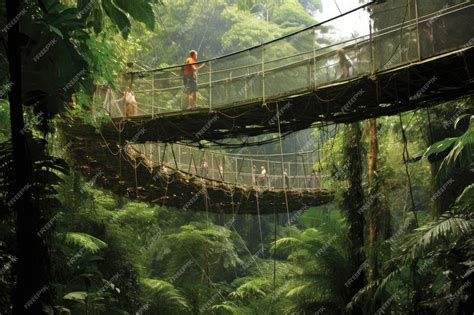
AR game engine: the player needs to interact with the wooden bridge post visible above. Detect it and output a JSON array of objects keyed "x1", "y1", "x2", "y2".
[
  {"x1": 312, "y1": 26, "x2": 317, "y2": 89},
  {"x1": 209, "y1": 61, "x2": 212, "y2": 111},
  {"x1": 261, "y1": 47, "x2": 266, "y2": 105},
  {"x1": 369, "y1": 12, "x2": 375, "y2": 74},
  {"x1": 211, "y1": 153, "x2": 214, "y2": 180},
  {"x1": 235, "y1": 157, "x2": 238, "y2": 184},
  {"x1": 414, "y1": 0, "x2": 422, "y2": 61},
  {"x1": 250, "y1": 159, "x2": 254, "y2": 186},
  {"x1": 266, "y1": 159, "x2": 270, "y2": 188},
  {"x1": 151, "y1": 73, "x2": 155, "y2": 117},
  {"x1": 245, "y1": 67, "x2": 249, "y2": 99}
]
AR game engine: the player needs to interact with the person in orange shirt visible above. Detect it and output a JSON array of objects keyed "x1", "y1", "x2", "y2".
[{"x1": 182, "y1": 50, "x2": 205, "y2": 109}]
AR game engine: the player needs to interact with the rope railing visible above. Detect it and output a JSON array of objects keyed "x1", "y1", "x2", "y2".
[
  {"x1": 125, "y1": 142, "x2": 327, "y2": 190},
  {"x1": 109, "y1": 0, "x2": 472, "y2": 118}
]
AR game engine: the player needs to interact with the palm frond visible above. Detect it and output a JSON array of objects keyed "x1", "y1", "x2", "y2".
[
  {"x1": 437, "y1": 118, "x2": 474, "y2": 182},
  {"x1": 405, "y1": 214, "x2": 473, "y2": 259},
  {"x1": 452, "y1": 183, "x2": 474, "y2": 215}
]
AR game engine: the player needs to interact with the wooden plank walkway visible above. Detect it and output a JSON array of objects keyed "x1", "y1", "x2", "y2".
[
  {"x1": 101, "y1": 47, "x2": 474, "y2": 144},
  {"x1": 60, "y1": 122, "x2": 335, "y2": 214}
]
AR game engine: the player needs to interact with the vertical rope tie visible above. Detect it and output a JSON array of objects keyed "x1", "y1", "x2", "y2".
[
  {"x1": 134, "y1": 160, "x2": 139, "y2": 199},
  {"x1": 398, "y1": 113, "x2": 419, "y2": 227},
  {"x1": 276, "y1": 103, "x2": 292, "y2": 234},
  {"x1": 255, "y1": 191, "x2": 264, "y2": 252}
]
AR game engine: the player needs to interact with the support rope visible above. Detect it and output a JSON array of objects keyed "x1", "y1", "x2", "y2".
[{"x1": 398, "y1": 113, "x2": 419, "y2": 227}]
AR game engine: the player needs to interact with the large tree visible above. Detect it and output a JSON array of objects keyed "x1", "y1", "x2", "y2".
[{"x1": 3, "y1": 0, "x2": 157, "y2": 312}]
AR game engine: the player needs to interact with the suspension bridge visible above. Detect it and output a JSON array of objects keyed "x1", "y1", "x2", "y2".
[
  {"x1": 63, "y1": 0, "x2": 474, "y2": 214},
  {"x1": 94, "y1": 1, "x2": 473, "y2": 144}
]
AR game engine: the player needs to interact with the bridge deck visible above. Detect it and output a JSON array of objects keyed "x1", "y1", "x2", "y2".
[
  {"x1": 102, "y1": 47, "x2": 474, "y2": 144},
  {"x1": 60, "y1": 122, "x2": 334, "y2": 214}
]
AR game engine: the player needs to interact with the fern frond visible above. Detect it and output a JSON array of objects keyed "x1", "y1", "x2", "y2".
[
  {"x1": 60, "y1": 232, "x2": 108, "y2": 253},
  {"x1": 142, "y1": 278, "x2": 190, "y2": 311}
]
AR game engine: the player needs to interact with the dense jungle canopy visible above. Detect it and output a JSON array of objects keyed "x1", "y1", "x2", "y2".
[{"x1": 0, "y1": 0, "x2": 473, "y2": 314}]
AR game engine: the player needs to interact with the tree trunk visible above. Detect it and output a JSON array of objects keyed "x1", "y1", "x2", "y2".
[
  {"x1": 6, "y1": 1, "x2": 52, "y2": 313},
  {"x1": 342, "y1": 123, "x2": 365, "y2": 314}
]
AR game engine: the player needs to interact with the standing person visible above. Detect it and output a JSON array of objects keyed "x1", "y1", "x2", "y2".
[
  {"x1": 202, "y1": 160, "x2": 209, "y2": 178},
  {"x1": 259, "y1": 166, "x2": 267, "y2": 186},
  {"x1": 337, "y1": 49, "x2": 353, "y2": 79},
  {"x1": 182, "y1": 50, "x2": 205, "y2": 109},
  {"x1": 420, "y1": 23, "x2": 434, "y2": 58},
  {"x1": 115, "y1": 87, "x2": 138, "y2": 117},
  {"x1": 283, "y1": 169, "x2": 290, "y2": 189},
  {"x1": 125, "y1": 88, "x2": 138, "y2": 116},
  {"x1": 218, "y1": 164, "x2": 224, "y2": 180},
  {"x1": 251, "y1": 165, "x2": 257, "y2": 186}
]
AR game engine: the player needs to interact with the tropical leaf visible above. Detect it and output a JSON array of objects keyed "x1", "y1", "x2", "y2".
[
  {"x1": 347, "y1": 266, "x2": 405, "y2": 311},
  {"x1": 454, "y1": 114, "x2": 472, "y2": 131},
  {"x1": 63, "y1": 291, "x2": 88, "y2": 302},
  {"x1": 102, "y1": 0, "x2": 131, "y2": 39},
  {"x1": 210, "y1": 301, "x2": 251, "y2": 314},
  {"x1": 437, "y1": 117, "x2": 474, "y2": 182},
  {"x1": 423, "y1": 137, "x2": 457, "y2": 163},
  {"x1": 229, "y1": 278, "x2": 270, "y2": 300},
  {"x1": 113, "y1": 0, "x2": 155, "y2": 31},
  {"x1": 452, "y1": 183, "x2": 474, "y2": 214},
  {"x1": 286, "y1": 283, "x2": 310, "y2": 298},
  {"x1": 272, "y1": 237, "x2": 303, "y2": 252},
  {"x1": 61, "y1": 232, "x2": 108, "y2": 253},
  {"x1": 405, "y1": 214, "x2": 473, "y2": 259},
  {"x1": 142, "y1": 278, "x2": 190, "y2": 311}
]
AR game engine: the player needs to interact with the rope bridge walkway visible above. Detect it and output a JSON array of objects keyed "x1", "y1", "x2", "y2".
[
  {"x1": 60, "y1": 121, "x2": 334, "y2": 214},
  {"x1": 96, "y1": 0, "x2": 474, "y2": 144},
  {"x1": 61, "y1": 1, "x2": 474, "y2": 214}
]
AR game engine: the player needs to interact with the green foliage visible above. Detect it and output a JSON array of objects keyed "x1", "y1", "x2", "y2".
[
  {"x1": 60, "y1": 232, "x2": 108, "y2": 253},
  {"x1": 437, "y1": 116, "x2": 474, "y2": 183},
  {"x1": 141, "y1": 278, "x2": 190, "y2": 314},
  {"x1": 272, "y1": 211, "x2": 352, "y2": 313},
  {"x1": 351, "y1": 111, "x2": 474, "y2": 314},
  {"x1": 228, "y1": 277, "x2": 270, "y2": 300}
]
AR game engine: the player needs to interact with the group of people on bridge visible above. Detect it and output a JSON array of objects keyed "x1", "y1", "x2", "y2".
[
  {"x1": 198, "y1": 159, "x2": 321, "y2": 189},
  {"x1": 116, "y1": 48, "x2": 355, "y2": 117}
]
